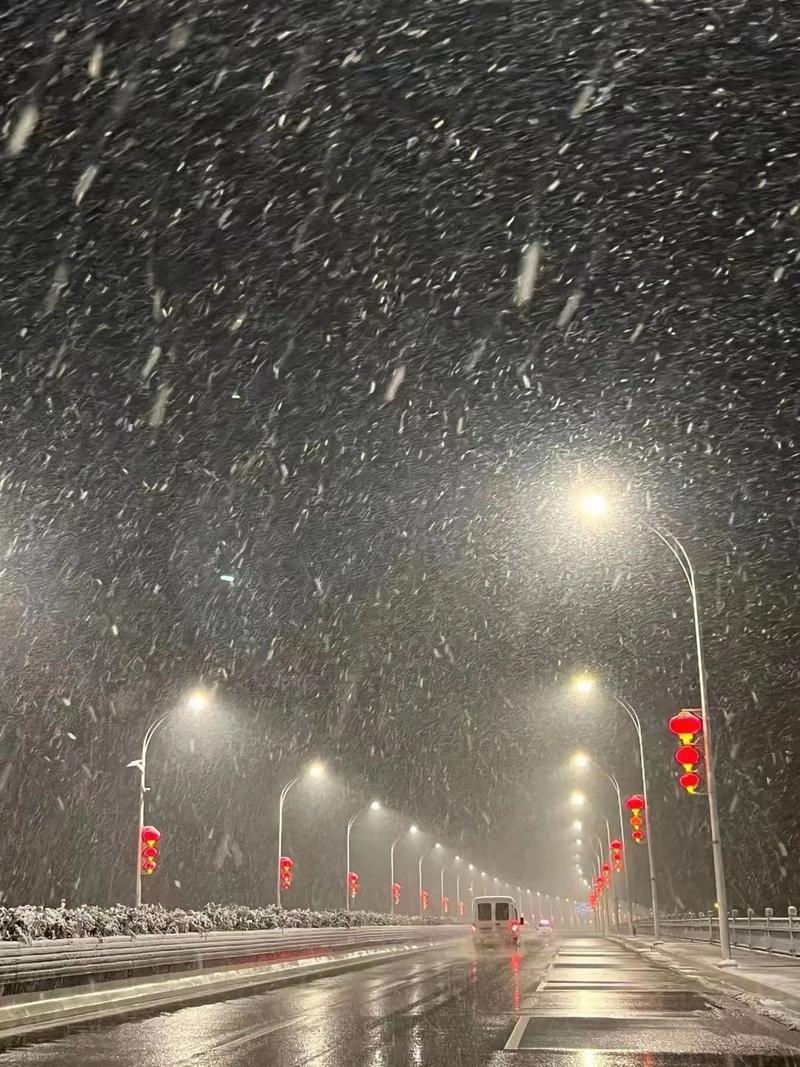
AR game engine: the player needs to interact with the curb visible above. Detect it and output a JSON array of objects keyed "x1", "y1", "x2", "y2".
[
  {"x1": 0, "y1": 936, "x2": 462, "y2": 1041},
  {"x1": 613, "y1": 936, "x2": 800, "y2": 1032}
]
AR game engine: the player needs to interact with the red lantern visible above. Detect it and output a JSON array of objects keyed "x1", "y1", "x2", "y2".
[
  {"x1": 392, "y1": 882, "x2": 401, "y2": 906},
  {"x1": 668, "y1": 709, "x2": 702, "y2": 744},
  {"x1": 679, "y1": 771, "x2": 701, "y2": 794},
  {"x1": 601, "y1": 862, "x2": 611, "y2": 874},
  {"x1": 632, "y1": 829, "x2": 644, "y2": 842},
  {"x1": 140, "y1": 825, "x2": 161, "y2": 876},
  {"x1": 625, "y1": 795, "x2": 645, "y2": 814},
  {"x1": 442, "y1": 896, "x2": 450, "y2": 914},
  {"x1": 348, "y1": 871, "x2": 360, "y2": 899},
  {"x1": 458, "y1": 900, "x2": 465, "y2": 917},
  {"x1": 630, "y1": 815, "x2": 643, "y2": 830},
  {"x1": 610, "y1": 839, "x2": 622, "y2": 850},
  {"x1": 279, "y1": 855, "x2": 294, "y2": 891},
  {"x1": 675, "y1": 744, "x2": 700, "y2": 770},
  {"x1": 420, "y1": 889, "x2": 430, "y2": 912}
]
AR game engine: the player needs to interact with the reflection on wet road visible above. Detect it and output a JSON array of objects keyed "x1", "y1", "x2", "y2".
[{"x1": 3, "y1": 936, "x2": 800, "y2": 1065}]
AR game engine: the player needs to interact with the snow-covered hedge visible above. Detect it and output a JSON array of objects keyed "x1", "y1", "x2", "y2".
[{"x1": 0, "y1": 903, "x2": 454, "y2": 943}]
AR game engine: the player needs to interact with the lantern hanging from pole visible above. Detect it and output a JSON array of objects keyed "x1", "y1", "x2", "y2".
[
  {"x1": 140, "y1": 826, "x2": 161, "y2": 876},
  {"x1": 674, "y1": 744, "x2": 701, "y2": 771},
  {"x1": 679, "y1": 771, "x2": 701, "y2": 794},
  {"x1": 392, "y1": 882, "x2": 401, "y2": 906},
  {"x1": 279, "y1": 856, "x2": 294, "y2": 891},
  {"x1": 442, "y1": 896, "x2": 449, "y2": 914},
  {"x1": 420, "y1": 889, "x2": 430, "y2": 912},
  {"x1": 625, "y1": 795, "x2": 645, "y2": 814},
  {"x1": 348, "y1": 871, "x2": 360, "y2": 899},
  {"x1": 668, "y1": 709, "x2": 703, "y2": 744}
]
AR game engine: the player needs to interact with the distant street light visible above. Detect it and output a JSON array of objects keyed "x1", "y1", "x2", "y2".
[
  {"x1": 571, "y1": 674, "x2": 660, "y2": 942},
  {"x1": 127, "y1": 688, "x2": 211, "y2": 907},
  {"x1": 389, "y1": 825, "x2": 418, "y2": 915},
  {"x1": 418, "y1": 842, "x2": 442, "y2": 916},
  {"x1": 346, "y1": 801, "x2": 381, "y2": 911},
  {"x1": 577, "y1": 493, "x2": 733, "y2": 965},
  {"x1": 276, "y1": 761, "x2": 326, "y2": 908},
  {"x1": 570, "y1": 791, "x2": 586, "y2": 809},
  {"x1": 569, "y1": 752, "x2": 633, "y2": 935}
]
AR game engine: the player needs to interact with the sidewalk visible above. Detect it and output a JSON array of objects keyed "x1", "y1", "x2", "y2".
[{"x1": 619, "y1": 935, "x2": 800, "y2": 1029}]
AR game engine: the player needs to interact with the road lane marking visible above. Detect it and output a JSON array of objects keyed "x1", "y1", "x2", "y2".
[{"x1": 504, "y1": 1015, "x2": 529, "y2": 1050}]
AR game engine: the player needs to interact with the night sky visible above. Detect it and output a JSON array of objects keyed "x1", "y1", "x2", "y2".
[{"x1": 2, "y1": 0, "x2": 799, "y2": 915}]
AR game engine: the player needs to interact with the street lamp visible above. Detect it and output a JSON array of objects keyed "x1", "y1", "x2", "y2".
[
  {"x1": 389, "y1": 825, "x2": 418, "y2": 915},
  {"x1": 418, "y1": 842, "x2": 442, "y2": 916},
  {"x1": 577, "y1": 493, "x2": 734, "y2": 964},
  {"x1": 572, "y1": 674, "x2": 660, "y2": 942},
  {"x1": 276, "y1": 761, "x2": 326, "y2": 908},
  {"x1": 127, "y1": 688, "x2": 211, "y2": 907},
  {"x1": 346, "y1": 800, "x2": 381, "y2": 911},
  {"x1": 569, "y1": 751, "x2": 634, "y2": 935},
  {"x1": 570, "y1": 791, "x2": 586, "y2": 809}
]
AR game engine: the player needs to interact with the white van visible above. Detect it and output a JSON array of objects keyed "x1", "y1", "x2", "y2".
[{"x1": 471, "y1": 895, "x2": 524, "y2": 948}]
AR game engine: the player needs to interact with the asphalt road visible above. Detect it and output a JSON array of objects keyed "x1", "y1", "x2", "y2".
[{"x1": 4, "y1": 935, "x2": 800, "y2": 1065}]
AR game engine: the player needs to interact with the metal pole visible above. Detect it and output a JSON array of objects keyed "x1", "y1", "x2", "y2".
[
  {"x1": 131, "y1": 713, "x2": 169, "y2": 908},
  {"x1": 456, "y1": 873, "x2": 461, "y2": 918},
  {"x1": 611, "y1": 776, "x2": 635, "y2": 935},
  {"x1": 440, "y1": 866, "x2": 445, "y2": 916},
  {"x1": 346, "y1": 812, "x2": 358, "y2": 912},
  {"x1": 614, "y1": 697, "x2": 661, "y2": 941},
  {"x1": 277, "y1": 777, "x2": 298, "y2": 909},
  {"x1": 390, "y1": 836, "x2": 399, "y2": 916},
  {"x1": 135, "y1": 750, "x2": 145, "y2": 909},
  {"x1": 652, "y1": 527, "x2": 734, "y2": 965},
  {"x1": 418, "y1": 852, "x2": 424, "y2": 916}
]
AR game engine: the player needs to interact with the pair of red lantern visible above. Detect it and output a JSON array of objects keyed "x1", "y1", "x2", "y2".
[
  {"x1": 279, "y1": 855, "x2": 294, "y2": 891},
  {"x1": 420, "y1": 889, "x2": 430, "y2": 911},
  {"x1": 668, "y1": 709, "x2": 703, "y2": 795},
  {"x1": 140, "y1": 825, "x2": 161, "y2": 876},
  {"x1": 625, "y1": 794, "x2": 646, "y2": 843},
  {"x1": 610, "y1": 839, "x2": 623, "y2": 872},
  {"x1": 392, "y1": 882, "x2": 401, "y2": 905},
  {"x1": 348, "y1": 871, "x2": 360, "y2": 899}
]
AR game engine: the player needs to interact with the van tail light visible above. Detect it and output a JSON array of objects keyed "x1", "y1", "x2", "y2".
[
  {"x1": 471, "y1": 923, "x2": 477, "y2": 933},
  {"x1": 511, "y1": 922, "x2": 519, "y2": 934}
]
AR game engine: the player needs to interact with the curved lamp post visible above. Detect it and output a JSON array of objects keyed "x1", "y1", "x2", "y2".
[
  {"x1": 276, "y1": 761, "x2": 325, "y2": 908},
  {"x1": 346, "y1": 801, "x2": 381, "y2": 911},
  {"x1": 127, "y1": 688, "x2": 210, "y2": 907},
  {"x1": 389, "y1": 824, "x2": 418, "y2": 915}
]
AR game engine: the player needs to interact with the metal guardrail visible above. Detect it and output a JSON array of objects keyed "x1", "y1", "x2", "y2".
[
  {"x1": 0, "y1": 924, "x2": 467, "y2": 995},
  {"x1": 636, "y1": 910, "x2": 800, "y2": 957}
]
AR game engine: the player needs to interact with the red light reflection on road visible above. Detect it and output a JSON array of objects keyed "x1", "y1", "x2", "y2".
[{"x1": 510, "y1": 952, "x2": 522, "y2": 1011}]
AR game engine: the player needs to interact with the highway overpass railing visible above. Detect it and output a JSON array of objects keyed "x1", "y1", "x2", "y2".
[
  {"x1": 635, "y1": 909, "x2": 800, "y2": 956},
  {"x1": 0, "y1": 923, "x2": 468, "y2": 996}
]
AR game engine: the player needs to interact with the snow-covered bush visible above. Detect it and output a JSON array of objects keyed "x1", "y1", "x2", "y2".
[{"x1": 0, "y1": 902, "x2": 454, "y2": 942}]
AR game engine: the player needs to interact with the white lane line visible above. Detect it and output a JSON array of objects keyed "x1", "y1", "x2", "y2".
[{"x1": 504, "y1": 1015, "x2": 529, "y2": 1050}]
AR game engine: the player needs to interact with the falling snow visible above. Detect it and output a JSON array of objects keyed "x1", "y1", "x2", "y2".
[{"x1": 0, "y1": 0, "x2": 797, "y2": 917}]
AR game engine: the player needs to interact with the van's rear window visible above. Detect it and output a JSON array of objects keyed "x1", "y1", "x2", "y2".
[
  {"x1": 477, "y1": 903, "x2": 492, "y2": 921},
  {"x1": 495, "y1": 902, "x2": 510, "y2": 921}
]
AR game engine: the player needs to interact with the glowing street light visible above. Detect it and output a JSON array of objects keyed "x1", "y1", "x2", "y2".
[
  {"x1": 346, "y1": 801, "x2": 382, "y2": 911},
  {"x1": 570, "y1": 791, "x2": 586, "y2": 809},
  {"x1": 417, "y1": 841, "x2": 442, "y2": 916},
  {"x1": 276, "y1": 761, "x2": 327, "y2": 908},
  {"x1": 389, "y1": 824, "x2": 418, "y2": 915},
  {"x1": 571, "y1": 751, "x2": 591, "y2": 771},
  {"x1": 128, "y1": 688, "x2": 212, "y2": 907},
  {"x1": 572, "y1": 674, "x2": 596, "y2": 696},
  {"x1": 572, "y1": 820, "x2": 582, "y2": 832},
  {"x1": 573, "y1": 494, "x2": 734, "y2": 963}
]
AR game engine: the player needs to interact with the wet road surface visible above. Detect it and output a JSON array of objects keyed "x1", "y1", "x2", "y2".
[{"x1": 3, "y1": 935, "x2": 800, "y2": 1065}]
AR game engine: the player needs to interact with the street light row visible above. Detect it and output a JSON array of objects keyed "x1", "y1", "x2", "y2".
[
  {"x1": 575, "y1": 491, "x2": 734, "y2": 965},
  {"x1": 133, "y1": 728, "x2": 543, "y2": 918}
]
